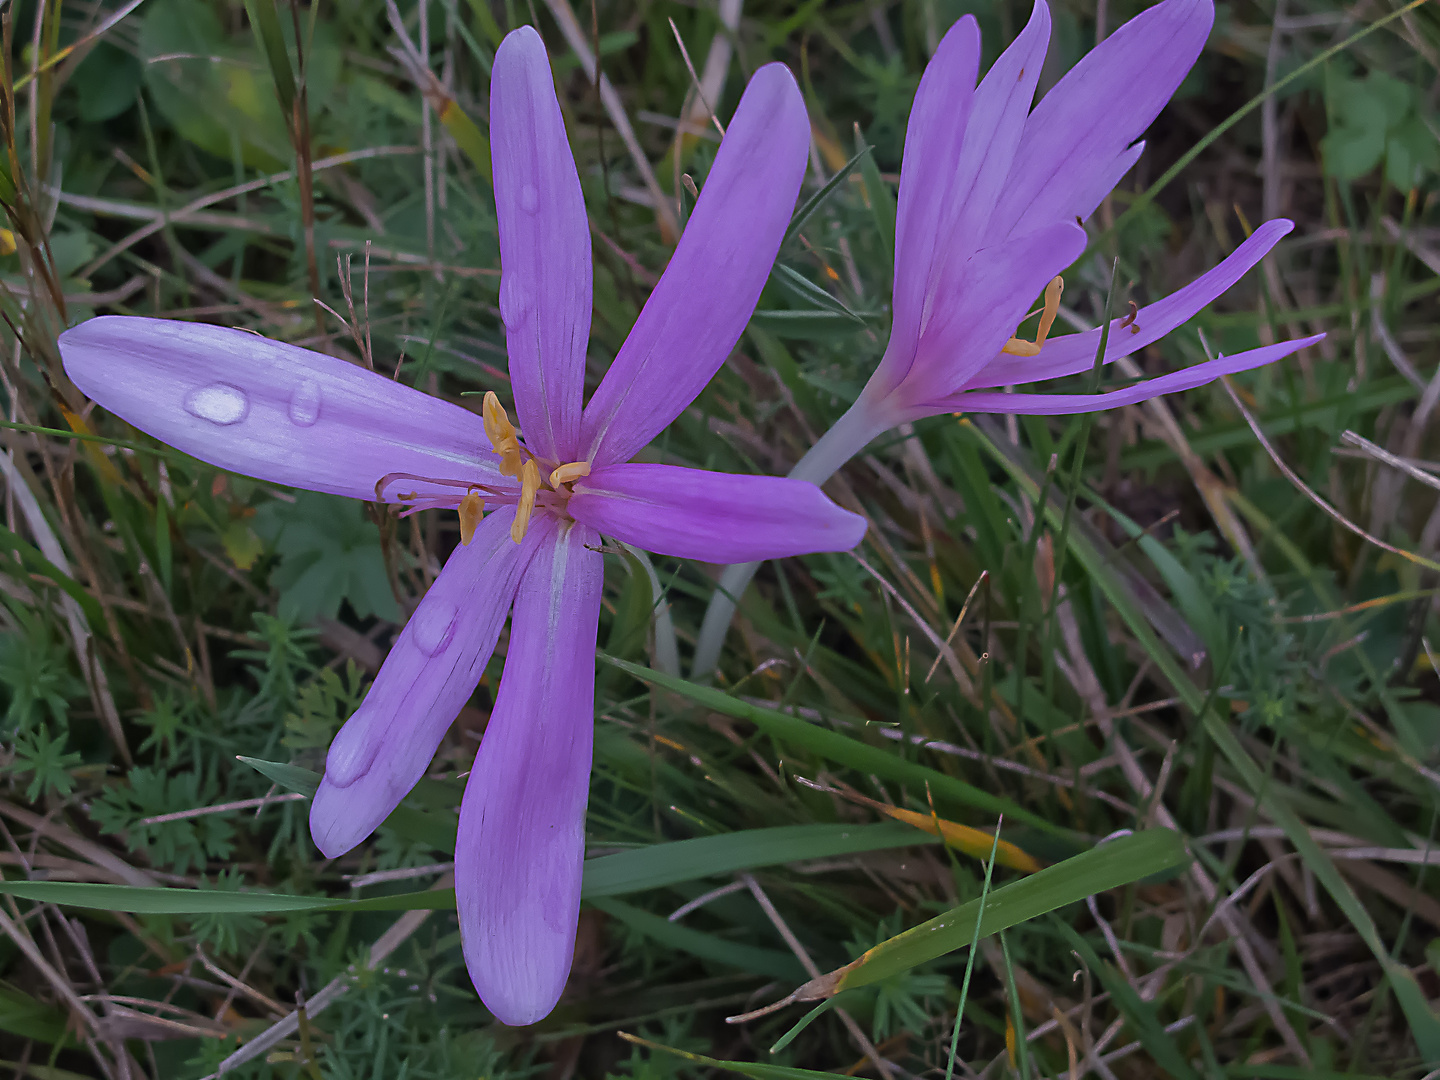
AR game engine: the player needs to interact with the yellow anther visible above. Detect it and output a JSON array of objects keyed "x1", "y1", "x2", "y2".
[
  {"x1": 458, "y1": 491, "x2": 485, "y2": 546},
  {"x1": 511, "y1": 458, "x2": 540, "y2": 543},
  {"x1": 1001, "y1": 276, "x2": 1064, "y2": 357},
  {"x1": 482, "y1": 391, "x2": 524, "y2": 477},
  {"x1": 548, "y1": 461, "x2": 591, "y2": 488}
]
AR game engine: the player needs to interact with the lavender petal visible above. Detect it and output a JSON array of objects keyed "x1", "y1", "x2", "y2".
[
  {"x1": 890, "y1": 221, "x2": 1087, "y2": 412},
  {"x1": 309, "y1": 508, "x2": 546, "y2": 857},
  {"x1": 492, "y1": 27, "x2": 590, "y2": 462},
  {"x1": 568, "y1": 463, "x2": 867, "y2": 562},
  {"x1": 578, "y1": 63, "x2": 810, "y2": 466},
  {"x1": 931, "y1": 0, "x2": 1051, "y2": 270},
  {"x1": 60, "y1": 317, "x2": 507, "y2": 503},
  {"x1": 878, "y1": 16, "x2": 980, "y2": 393},
  {"x1": 987, "y1": 0, "x2": 1213, "y2": 241},
  {"x1": 457, "y1": 522, "x2": 602, "y2": 1026},
  {"x1": 948, "y1": 336, "x2": 1325, "y2": 415}
]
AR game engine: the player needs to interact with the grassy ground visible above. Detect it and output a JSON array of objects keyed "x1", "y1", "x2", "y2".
[{"x1": 0, "y1": 0, "x2": 1437, "y2": 1076}]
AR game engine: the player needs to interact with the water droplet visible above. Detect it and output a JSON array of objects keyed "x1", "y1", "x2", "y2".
[
  {"x1": 411, "y1": 600, "x2": 458, "y2": 657},
  {"x1": 499, "y1": 276, "x2": 530, "y2": 330},
  {"x1": 519, "y1": 184, "x2": 539, "y2": 213},
  {"x1": 289, "y1": 379, "x2": 321, "y2": 426},
  {"x1": 183, "y1": 383, "x2": 248, "y2": 426},
  {"x1": 325, "y1": 723, "x2": 378, "y2": 787}
]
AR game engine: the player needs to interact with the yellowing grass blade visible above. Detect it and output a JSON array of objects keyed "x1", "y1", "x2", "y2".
[
  {"x1": 803, "y1": 776, "x2": 1041, "y2": 872},
  {"x1": 437, "y1": 99, "x2": 492, "y2": 185},
  {"x1": 878, "y1": 804, "x2": 1041, "y2": 873},
  {"x1": 60, "y1": 405, "x2": 123, "y2": 486}
]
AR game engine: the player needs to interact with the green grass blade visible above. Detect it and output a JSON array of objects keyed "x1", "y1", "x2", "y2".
[
  {"x1": 783, "y1": 143, "x2": 870, "y2": 247},
  {"x1": 770, "y1": 263, "x2": 865, "y2": 321},
  {"x1": 590, "y1": 898, "x2": 806, "y2": 981},
  {"x1": 0, "y1": 881, "x2": 335, "y2": 914},
  {"x1": 620, "y1": 1032, "x2": 852, "y2": 1080},
  {"x1": 236, "y1": 755, "x2": 320, "y2": 795},
  {"x1": 602, "y1": 655, "x2": 1069, "y2": 837},
  {"x1": 855, "y1": 126, "x2": 894, "y2": 263},
  {"x1": 822, "y1": 829, "x2": 1187, "y2": 995},
  {"x1": 243, "y1": 0, "x2": 297, "y2": 114},
  {"x1": 581, "y1": 821, "x2": 937, "y2": 897},
  {"x1": 0, "y1": 981, "x2": 69, "y2": 1045},
  {"x1": 437, "y1": 100, "x2": 492, "y2": 185},
  {"x1": 0, "y1": 822, "x2": 943, "y2": 916},
  {"x1": 1057, "y1": 919, "x2": 1201, "y2": 1080}
]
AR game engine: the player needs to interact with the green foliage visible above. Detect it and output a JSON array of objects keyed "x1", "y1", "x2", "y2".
[
  {"x1": 611, "y1": 1017, "x2": 712, "y2": 1080},
  {"x1": 189, "y1": 868, "x2": 271, "y2": 956},
  {"x1": 134, "y1": 691, "x2": 199, "y2": 763},
  {"x1": 253, "y1": 493, "x2": 401, "y2": 623},
  {"x1": 91, "y1": 765, "x2": 237, "y2": 876},
  {"x1": 72, "y1": 42, "x2": 142, "y2": 123},
  {"x1": 1, "y1": 723, "x2": 81, "y2": 801},
  {"x1": 138, "y1": 0, "x2": 294, "y2": 168},
  {"x1": 1322, "y1": 68, "x2": 1439, "y2": 189},
  {"x1": 0, "y1": 617, "x2": 83, "y2": 734},
  {"x1": 283, "y1": 661, "x2": 369, "y2": 752},
  {"x1": 231, "y1": 612, "x2": 320, "y2": 703}
]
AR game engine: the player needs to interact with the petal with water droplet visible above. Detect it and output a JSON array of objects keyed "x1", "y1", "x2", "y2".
[
  {"x1": 457, "y1": 521, "x2": 602, "y2": 1026},
  {"x1": 310, "y1": 508, "x2": 549, "y2": 856},
  {"x1": 491, "y1": 27, "x2": 589, "y2": 463},
  {"x1": 60, "y1": 316, "x2": 510, "y2": 504}
]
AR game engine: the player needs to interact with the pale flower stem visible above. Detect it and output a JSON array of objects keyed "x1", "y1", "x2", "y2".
[
  {"x1": 619, "y1": 542, "x2": 682, "y2": 677},
  {"x1": 690, "y1": 396, "x2": 894, "y2": 679}
]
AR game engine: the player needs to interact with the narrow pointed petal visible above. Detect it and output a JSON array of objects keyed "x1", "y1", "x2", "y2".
[
  {"x1": 967, "y1": 219, "x2": 1293, "y2": 390},
  {"x1": 578, "y1": 64, "x2": 809, "y2": 465},
  {"x1": 884, "y1": 17, "x2": 980, "y2": 372},
  {"x1": 988, "y1": 0, "x2": 1213, "y2": 239},
  {"x1": 934, "y1": 0, "x2": 1050, "y2": 261},
  {"x1": 886, "y1": 0, "x2": 1053, "y2": 400},
  {"x1": 60, "y1": 317, "x2": 506, "y2": 502},
  {"x1": 886, "y1": 221, "x2": 1086, "y2": 408},
  {"x1": 310, "y1": 508, "x2": 544, "y2": 857},
  {"x1": 457, "y1": 523, "x2": 602, "y2": 1026},
  {"x1": 873, "y1": 7, "x2": 1051, "y2": 400},
  {"x1": 947, "y1": 336, "x2": 1324, "y2": 415},
  {"x1": 568, "y1": 463, "x2": 866, "y2": 562},
  {"x1": 492, "y1": 27, "x2": 590, "y2": 462}
]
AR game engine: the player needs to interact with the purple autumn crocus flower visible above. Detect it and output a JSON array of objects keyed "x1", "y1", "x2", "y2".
[
  {"x1": 59, "y1": 26, "x2": 863, "y2": 1025},
  {"x1": 840, "y1": 0, "x2": 1323, "y2": 440},
  {"x1": 692, "y1": 0, "x2": 1324, "y2": 676}
]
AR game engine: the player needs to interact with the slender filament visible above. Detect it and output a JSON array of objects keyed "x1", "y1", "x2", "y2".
[{"x1": 1001, "y1": 276, "x2": 1064, "y2": 357}]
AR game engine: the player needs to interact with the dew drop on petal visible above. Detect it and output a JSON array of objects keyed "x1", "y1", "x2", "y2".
[
  {"x1": 183, "y1": 383, "x2": 248, "y2": 426},
  {"x1": 325, "y1": 724, "x2": 378, "y2": 787},
  {"x1": 410, "y1": 599, "x2": 458, "y2": 657},
  {"x1": 289, "y1": 379, "x2": 322, "y2": 427},
  {"x1": 499, "y1": 276, "x2": 530, "y2": 330},
  {"x1": 520, "y1": 184, "x2": 539, "y2": 213}
]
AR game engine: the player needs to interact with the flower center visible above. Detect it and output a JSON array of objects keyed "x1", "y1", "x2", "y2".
[
  {"x1": 1001, "y1": 276, "x2": 1063, "y2": 357},
  {"x1": 373, "y1": 394, "x2": 592, "y2": 544},
  {"x1": 477, "y1": 392, "x2": 590, "y2": 545}
]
